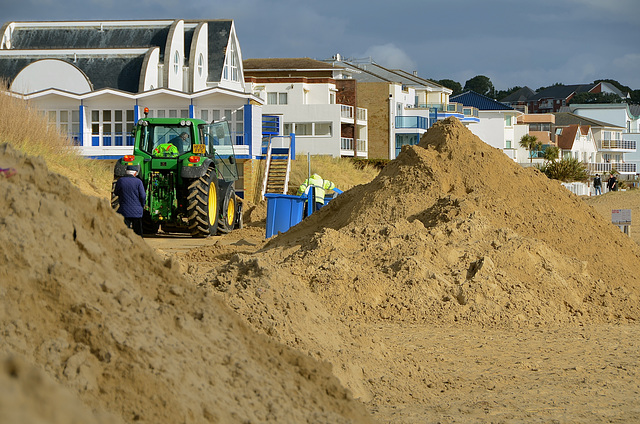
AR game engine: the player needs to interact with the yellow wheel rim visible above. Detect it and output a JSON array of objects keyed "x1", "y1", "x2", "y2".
[
  {"x1": 226, "y1": 196, "x2": 235, "y2": 227},
  {"x1": 208, "y1": 183, "x2": 217, "y2": 226}
]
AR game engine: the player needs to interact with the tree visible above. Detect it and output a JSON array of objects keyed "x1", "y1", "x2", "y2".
[
  {"x1": 494, "y1": 86, "x2": 523, "y2": 101},
  {"x1": 519, "y1": 134, "x2": 542, "y2": 164},
  {"x1": 435, "y1": 79, "x2": 463, "y2": 96},
  {"x1": 464, "y1": 75, "x2": 495, "y2": 97},
  {"x1": 543, "y1": 146, "x2": 559, "y2": 162},
  {"x1": 569, "y1": 92, "x2": 622, "y2": 105}
]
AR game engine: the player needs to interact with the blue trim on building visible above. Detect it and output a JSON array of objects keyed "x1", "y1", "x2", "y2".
[
  {"x1": 78, "y1": 104, "x2": 84, "y2": 146},
  {"x1": 189, "y1": 104, "x2": 195, "y2": 118},
  {"x1": 134, "y1": 105, "x2": 139, "y2": 123},
  {"x1": 290, "y1": 133, "x2": 295, "y2": 160}
]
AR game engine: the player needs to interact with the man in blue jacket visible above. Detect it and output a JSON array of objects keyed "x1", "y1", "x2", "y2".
[{"x1": 114, "y1": 165, "x2": 146, "y2": 236}]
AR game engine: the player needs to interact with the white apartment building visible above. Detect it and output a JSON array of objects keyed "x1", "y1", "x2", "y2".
[{"x1": 243, "y1": 58, "x2": 368, "y2": 158}]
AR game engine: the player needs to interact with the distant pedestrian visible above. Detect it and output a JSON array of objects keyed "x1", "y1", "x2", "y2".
[
  {"x1": 114, "y1": 165, "x2": 146, "y2": 236},
  {"x1": 593, "y1": 174, "x2": 602, "y2": 195},
  {"x1": 607, "y1": 174, "x2": 618, "y2": 192}
]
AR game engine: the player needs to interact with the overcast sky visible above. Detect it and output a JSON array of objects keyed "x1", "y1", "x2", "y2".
[{"x1": 3, "y1": 0, "x2": 639, "y2": 91}]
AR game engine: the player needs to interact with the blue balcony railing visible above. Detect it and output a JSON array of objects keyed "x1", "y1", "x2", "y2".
[{"x1": 395, "y1": 116, "x2": 429, "y2": 130}]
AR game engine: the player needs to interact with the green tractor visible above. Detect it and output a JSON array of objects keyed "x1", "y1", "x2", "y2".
[{"x1": 111, "y1": 112, "x2": 242, "y2": 237}]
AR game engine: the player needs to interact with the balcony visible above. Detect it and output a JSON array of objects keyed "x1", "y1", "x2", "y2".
[
  {"x1": 588, "y1": 162, "x2": 637, "y2": 174},
  {"x1": 356, "y1": 107, "x2": 367, "y2": 123},
  {"x1": 395, "y1": 116, "x2": 429, "y2": 130},
  {"x1": 599, "y1": 139, "x2": 636, "y2": 152},
  {"x1": 340, "y1": 137, "x2": 368, "y2": 158},
  {"x1": 340, "y1": 105, "x2": 353, "y2": 120}
]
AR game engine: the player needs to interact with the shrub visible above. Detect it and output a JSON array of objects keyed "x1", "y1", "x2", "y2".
[{"x1": 538, "y1": 157, "x2": 589, "y2": 182}]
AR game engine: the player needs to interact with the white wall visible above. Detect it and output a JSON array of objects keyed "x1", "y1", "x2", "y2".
[
  {"x1": 467, "y1": 111, "x2": 508, "y2": 150},
  {"x1": 11, "y1": 59, "x2": 91, "y2": 94}
]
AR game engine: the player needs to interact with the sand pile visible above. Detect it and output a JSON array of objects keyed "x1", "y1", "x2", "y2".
[
  {"x1": 210, "y1": 118, "x2": 640, "y2": 330},
  {"x1": 0, "y1": 143, "x2": 373, "y2": 423}
]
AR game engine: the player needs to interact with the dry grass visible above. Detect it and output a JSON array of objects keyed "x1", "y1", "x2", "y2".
[{"x1": 0, "y1": 87, "x2": 114, "y2": 198}]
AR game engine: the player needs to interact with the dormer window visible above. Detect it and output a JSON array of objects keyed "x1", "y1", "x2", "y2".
[
  {"x1": 173, "y1": 51, "x2": 180, "y2": 74},
  {"x1": 198, "y1": 53, "x2": 204, "y2": 77},
  {"x1": 223, "y1": 40, "x2": 239, "y2": 82}
]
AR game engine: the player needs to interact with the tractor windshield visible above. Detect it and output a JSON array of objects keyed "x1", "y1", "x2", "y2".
[
  {"x1": 140, "y1": 124, "x2": 193, "y2": 157},
  {"x1": 203, "y1": 121, "x2": 238, "y2": 182}
]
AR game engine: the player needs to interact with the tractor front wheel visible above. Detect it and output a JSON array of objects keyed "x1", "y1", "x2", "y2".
[{"x1": 187, "y1": 168, "x2": 219, "y2": 237}]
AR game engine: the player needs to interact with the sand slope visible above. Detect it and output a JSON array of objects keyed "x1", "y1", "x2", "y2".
[{"x1": 0, "y1": 143, "x2": 373, "y2": 423}]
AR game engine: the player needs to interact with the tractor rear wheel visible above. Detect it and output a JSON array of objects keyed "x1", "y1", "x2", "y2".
[
  {"x1": 217, "y1": 184, "x2": 237, "y2": 234},
  {"x1": 187, "y1": 168, "x2": 219, "y2": 237}
]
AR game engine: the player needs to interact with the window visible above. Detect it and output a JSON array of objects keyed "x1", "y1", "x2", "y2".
[
  {"x1": 505, "y1": 115, "x2": 512, "y2": 126},
  {"x1": 506, "y1": 140, "x2": 512, "y2": 149},
  {"x1": 315, "y1": 123, "x2": 331, "y2": 136},
  {"x1": 173, "y1": 51, "x2": 180, "y2": 74},
  {"x1": 223, "y1": 40, "x2": 239, "y2": 82},
  {"x1": 198, "y1": 53, "x2": 204, "y2": 77},
  {"x1": 295, "y1": 123, "x2": 312, "y2": 135},
  {"x1": 267, "y1": 92, "x2": 287, "y2": 105},
  {"x1": 529, "y1": 123, "x2": 551, "y2": 132},
  {"x1": 91, "y1": 109, "x2": 135, "y2": 146},
  {"x1": 284, "y1": 122, "x2": 331, "y2": 137},
  {"x1": 43, "y1": 109, "x2": 81, "y2": 144},
  {"x1": 395, "y1": 134, "x2": 419, "y2": 157}
]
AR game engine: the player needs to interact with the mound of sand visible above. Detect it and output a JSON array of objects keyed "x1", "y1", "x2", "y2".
[
  {"x1": 210, "y1": 117, "x2": 640, "y2": 331},
  {"x1": 0, "y1": 143, "x2": 373, "y2": 423}
]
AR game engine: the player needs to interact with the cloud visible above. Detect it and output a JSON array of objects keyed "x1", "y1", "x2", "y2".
[{"x1": 358, "y1": 43, "x2": 417, "y2": 72}]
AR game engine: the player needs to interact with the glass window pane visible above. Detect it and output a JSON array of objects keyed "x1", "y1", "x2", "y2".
[
  {"x1": 92, "y1": 110, "x2": 99, "y2": 121},
  {"x1": 103, "y1": 110, "x2": 111, "y2": 121},
  {"x1": 279, "y1": 93, "x2": 288, "y2": 105},
  {"x1": 48, "y1": 111, "x2": 56, "y2": 122},
  {"x1": 157, "y1": 110, "x2": 165, "y2": 118},
  {"x1": 201, "y1": 110, "x2": 209, "y2": 121},
  {"x1": 115, "y1": 110, "x2": 123, "y2": 121},
  {"x1": 181, "y1": 109, "x2": 189, "y2": 118},
  {"x1": 126, "y1": 110, "x2": 134, "y2": 121},
  {"x1": 212, "y1": 110, "x2": 220, "y2": 121},
  {"x1": 104, "y1": 123, "x2": 112, "y2": 133},
  {"x1": 115, "y1": 123, "x2": 123, "y2": 132},
  {"x1": 169, "y1": 110, "x2": 177, "y2": 118},
  {"x1": 267, "y1": 92, "x2": 277, "y2": 105},
  {"x1": 315, "y1": 123, "x2": 331, "y2": 136},
  {"x1": 72, "y1": 110, "x2": 79, "y2": 122},
  {"x1": 91, "y1": 123, "x2": 99, "y2": 133},
  {"x1": 60, "y1": 110, "x2": 68, "y2": 122}
]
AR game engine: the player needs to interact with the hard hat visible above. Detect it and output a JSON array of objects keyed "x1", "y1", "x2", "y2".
[{"x1": 311, "y1": 173, "x2": 321, "y2": 179}]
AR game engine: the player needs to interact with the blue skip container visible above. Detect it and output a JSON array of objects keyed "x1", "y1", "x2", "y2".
[{"x1": 264, "y1": 193, "x2": 306, "y2": 238}]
